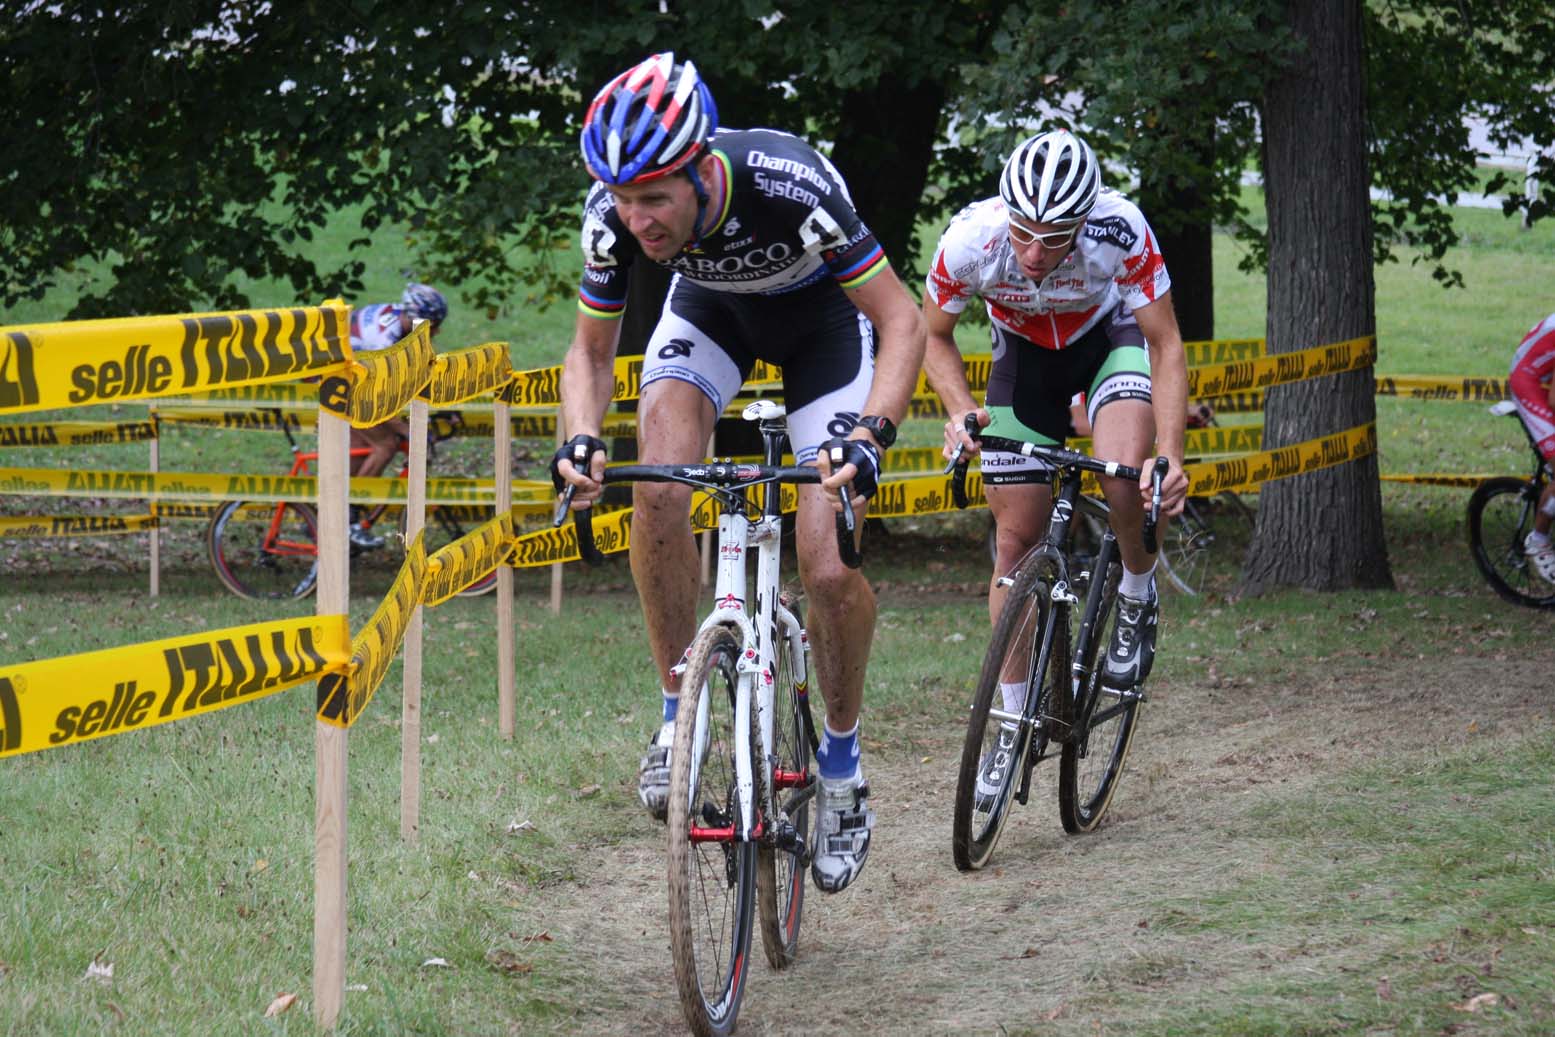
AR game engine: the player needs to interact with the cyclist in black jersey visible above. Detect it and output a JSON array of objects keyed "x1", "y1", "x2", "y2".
[{"x1": 551, "y1": 53, "x2": 926, "y2": 895}]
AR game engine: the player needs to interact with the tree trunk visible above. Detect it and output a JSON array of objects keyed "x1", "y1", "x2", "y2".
[
  {"x1": 828, "y1": 77, "x2": 948, "y2": 281},
  {"x1": 1136, "y1": 102, "x2": 1216, "y2": 343},
  {"x1": 1240, "y1": 0, "x2": 1393, "y2": 593}
]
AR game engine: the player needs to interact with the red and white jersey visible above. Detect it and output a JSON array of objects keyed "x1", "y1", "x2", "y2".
[
  {"x1": 1510, "y1": 312, "x2": 1555, "y2": 460},
  {"x1": 925, "y1": 190, "x2": 1170, "y2": 349}
]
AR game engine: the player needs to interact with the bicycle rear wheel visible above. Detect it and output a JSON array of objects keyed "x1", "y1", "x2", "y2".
[
  {"x1": 756, "y1": 606, "x2": 814, "y2": 970},
  {"x1": 951, "y1": 559, "x2": 1067, "y2": 871},
  {"x1": 206, "y1": 500, "x2": 319, "y2": 600},
  {"x1": 1467, "y1": 477, "x2": 1555, "y2": 608},
  {"x1": 668, "y1": 625, "x2": 757, "y2": 1037},
  {"x1": 1059, "y1": 551, "x2": 1142, "y2": 833}
]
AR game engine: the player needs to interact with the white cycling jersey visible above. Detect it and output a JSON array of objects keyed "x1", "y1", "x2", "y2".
[{"x1": 926, "y1": 190, "x2": 1171, "y2": 349}]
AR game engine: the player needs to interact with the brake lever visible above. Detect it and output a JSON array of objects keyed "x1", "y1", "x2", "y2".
[{"x1": 1142, "y1": 456, "x2": 1170, "y2": 554}]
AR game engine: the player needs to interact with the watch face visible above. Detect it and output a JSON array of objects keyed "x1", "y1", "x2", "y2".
[{"x1": 861, "y1": 415, "x2": 896, "y2": 447}]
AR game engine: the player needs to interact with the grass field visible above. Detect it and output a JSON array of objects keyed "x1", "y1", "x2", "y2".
[{"x1": 2, "y1": 191, "x2": 1554, "y2": 1035}]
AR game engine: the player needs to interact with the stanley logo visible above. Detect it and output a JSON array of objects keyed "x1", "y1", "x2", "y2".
[
  {"x1": 1, "y1": 332, "x2": 41, "y2": 408},
  {"x1": 0, "y1": 675, "x2": 21, "y2": 752}
]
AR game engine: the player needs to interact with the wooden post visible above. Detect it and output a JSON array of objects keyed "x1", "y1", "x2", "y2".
[
  {"x1": 313, "y1": 408, "x2": 351, "y2": 1030},
  {"x1": 550, "y1": 412, "x2": 564, "y2": 615},
  {"x1": 496, "y1": 398, "x2": 516, "y2": 740},
  {"x1": 148, "y1": 413, "x2": 160, "y2": 598},
  {"x1": 400, "y1": 400, "x2": 428, "y2": 844}
]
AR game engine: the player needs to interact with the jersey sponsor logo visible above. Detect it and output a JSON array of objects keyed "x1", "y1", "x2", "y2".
[
  {"x1": 669, "y1": 244, "x2": 795, "y2": 276},
  {"x1": 723, "y1": 217, "x2": 743, "y2": 236},
  {"x1": 826, "y1": 411, "x2": 859, "y2": 438},
  {"x1": 658, "y1": 338, "x2": 694, "y2": 359},
  {"x1": 753, "y1": 171, "x2": 820, "y2": 209},
  {"x1": 1084, "y1": 216, "x2": 1138, "y2": 251},
  {"x1": 747, "y1": 149, "x2": 833, "y2": 195}
]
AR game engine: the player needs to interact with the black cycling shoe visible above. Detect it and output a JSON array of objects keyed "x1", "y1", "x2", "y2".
[{"x1": 1103, "y1": 592, "x2": 1157, "y2": 689}]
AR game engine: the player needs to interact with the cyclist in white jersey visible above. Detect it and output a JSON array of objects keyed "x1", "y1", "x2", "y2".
[
  {"x1": 551, "y1": 54, "x2": 925, "y2": 894},
  {"x1": 922, "y1": 130, "x2": 1189, "y2": 776},
  {"x1": 345, "y1": 283, "x2": 448, "y2": 549}
]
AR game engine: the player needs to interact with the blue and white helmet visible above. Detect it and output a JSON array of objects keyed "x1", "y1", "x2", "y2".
[
  {"x1": 401, "y1": 283, "x2": 448, "y2": 324},
  {"x1": 1000, "y1": 129, "x2": 1101, "y2": 226},
  {"x1": 580, "y1": 52, "x2": 718, "y2": 185}
]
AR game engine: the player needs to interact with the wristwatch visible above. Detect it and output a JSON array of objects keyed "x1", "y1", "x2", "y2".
[{"x1": 854, "y1": 414, "x2": 897, "y2": 449}]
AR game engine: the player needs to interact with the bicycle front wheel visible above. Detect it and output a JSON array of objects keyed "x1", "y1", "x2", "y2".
[
  {"x1": 1468, "y1": 477, "x2": 1555, "y2": 608},
  {"x1": 1059, "y1": 553, "x2": 1142, "y2": 833},
  {"x1": 757, "y1": 605, "x2": 814, "y2": 970},
  {"x1": 668, "y1": 625, "x2": 757, "y2": 1037},
  {"x1": 952, "y1": 559, "x2": 1067, "y2": 872},
  {"x1": 207, "y1": 500, "x2": 319, "y2": 600}
]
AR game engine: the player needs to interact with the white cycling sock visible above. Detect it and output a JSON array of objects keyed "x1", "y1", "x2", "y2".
[
  {"x1": 1119, "y1": 562, "x2": 1157, "y2": 601},
  {"x1": 1001, "y1": 681, "x2": 1026, "y2": 715},
  {"x1": 1527, "y1": 530, "x2": 1551, "y2": 550}
]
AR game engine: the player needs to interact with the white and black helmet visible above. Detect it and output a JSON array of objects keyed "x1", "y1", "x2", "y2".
[{"x1": 1000, "y1": 129, "x2": 1101, "y2": 226}]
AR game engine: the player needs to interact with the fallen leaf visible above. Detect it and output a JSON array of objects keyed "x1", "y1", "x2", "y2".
[
  {"x1": 421, "y1": 957, "x2": 452, "y2": 969},
  {"x1": 249, "y1": 859, "x2": 269, "y2": 875},
  {"x1": 920, "y1": 756, "x2": 932, "y2": 764},
  {"x1": 522, "y1": 932, "x2": 553, "y2": 944},
  {"x1": 486, "y1": 949, "x2": 533, "y2": 975},
  {"x1": 1453, "y1": 992, "x2": 1499, "y2": 1012},
  {"x1": 1376, "y1": 976, "x2": 1393, "y2": 1001},
  {"x1": 84, "y1": 957, "x2": 114, "y2": 983},
  {"x1": 426, "y1": 733, "x2": 440, "y2": 744},
  {"x1": 506, "y1": 820, "x2": 536, "y2": 835},
  {"x1": 574, "y1": 784, "x2": 602, "y2": 799},
  {"x1": 1019, "y1": 947, "x2": 1039, "y2": 959},
  {"x1": 264, "y1": 993, "x2": 298, "y2": 1018},
  {"x1": 346, "y1": 984, "x2": 368, "y2": 992}
]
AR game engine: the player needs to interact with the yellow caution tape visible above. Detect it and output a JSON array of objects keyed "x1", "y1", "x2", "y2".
[
  {"x1": 0, "y1": 465, "x2": 552, "y2": 506},
  {"x1": 1181, "y1": 423, "x2": 1376, "y2": 495},
  {"x1": 152, "y1": 407, "x2": 313, "y2": 432},
  {"x1": 0, "y1": 419, "x2": 158, "y2": 448},
  {"x1": 421, "y1": 342, "x2": 513, "y2": 405},
  {"x1": 1183, "y1": 338, "x2": 1265, "y2": 365},
  {"x1": 1, "y1": 304, "x2": 350, "y2": 417},
  {"x1": 0, "y1": 513, "x2": 158, "y2": 538},
  {"x1": 346, "y1": 319, "x2": 435, "y2": 427},
  {"x1": 0, "y1": 615, "x2": 350, "y2": 759},
  {"x1": 1374, "y1": 375, "x2": 1510, "y2": 402},
  {"x1": 1185, "y1": 336, "x2": 1376, "y2": 399},
  {"x1": 1379, "y1": 473, "x2": 1510, "y2": 487},
  {"x1": 423, "y1": 511, "x2": 515, "y2": 606},
  {"x1": 316, "y1": 536, "x2": 425, "y2": 728}
]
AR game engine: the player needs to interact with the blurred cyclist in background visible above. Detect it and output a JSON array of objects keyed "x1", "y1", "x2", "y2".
[
  {"x1": 346, "y1": 282, "x2": 449, "y2": 549},
  {"x1": 1508, "y1": 311, "x2": 1555, "y2": 580}
]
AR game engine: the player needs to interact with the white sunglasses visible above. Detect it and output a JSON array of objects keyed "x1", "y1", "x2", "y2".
[{"x1": 1007, "y1": 221, "x2": 1080, "y2": 249}]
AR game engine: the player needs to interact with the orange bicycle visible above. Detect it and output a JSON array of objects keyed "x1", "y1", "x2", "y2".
[{"x1": 205, "y1": 410, "x2": 498, "y2": 599}]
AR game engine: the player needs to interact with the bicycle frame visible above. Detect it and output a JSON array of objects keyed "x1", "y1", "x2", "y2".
[{"x1": 685, "y1": 403, "x2": 813, "y2": 846}]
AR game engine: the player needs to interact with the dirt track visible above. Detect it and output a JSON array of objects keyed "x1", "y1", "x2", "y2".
[{"x1": 520, "y1": 642, "x2": 1555, "y2": 1036}]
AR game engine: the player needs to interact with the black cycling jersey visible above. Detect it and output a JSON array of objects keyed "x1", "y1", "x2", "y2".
[{"x1": 576, "y1": 128, "x2": 890, "y2": 318}]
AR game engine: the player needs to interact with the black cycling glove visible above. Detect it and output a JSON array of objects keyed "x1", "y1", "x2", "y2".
[
  {"x1": 550, "y1": 434, "x2": 608, "y2": 490},
  {"x1": 821, "y1": 437, "x2": 883, "y2": 500}
]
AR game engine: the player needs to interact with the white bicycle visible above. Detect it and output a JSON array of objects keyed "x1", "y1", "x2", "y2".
[{"x1": 556, "y1": 399, "x2": 861, "y2": 1036}]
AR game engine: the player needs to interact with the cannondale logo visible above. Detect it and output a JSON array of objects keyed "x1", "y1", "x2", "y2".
[
  {"x1": 658, "y1": 339, "x2": 694, "y2": 360},
  {"x1": 827, "y1": 411, "x2": 860, "y2": 438}
]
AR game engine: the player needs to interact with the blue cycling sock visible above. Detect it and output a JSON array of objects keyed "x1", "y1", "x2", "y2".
[
  {"x1": 662, "y1": 690, "x2": 678, "y2": 724},
  {"x1": 816, "y1": 721, "x2": 861, "y2": 781}
]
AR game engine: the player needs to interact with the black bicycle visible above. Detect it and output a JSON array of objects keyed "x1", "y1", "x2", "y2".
[
  {"x1": 1467, "y1": 401, "x2": 1555, "y2": 609},
  {"x1": 946, "y1": 420, "x2": 1167, "y2": 870}
]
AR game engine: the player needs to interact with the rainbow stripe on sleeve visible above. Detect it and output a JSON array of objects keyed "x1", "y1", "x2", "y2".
[
  {"x1": 833, "y1": 245, "x2": 889, "y2": 291},
  {"x1": 577, "y1": 285, "x2": 626, "y2": 320}
]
